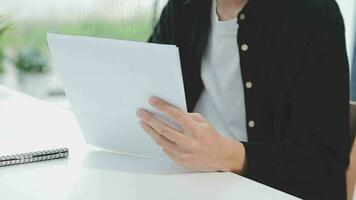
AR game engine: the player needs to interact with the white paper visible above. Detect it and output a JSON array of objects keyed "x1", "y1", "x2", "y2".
[{"x1": 47, "y1": 33, "x2": 186, "y2": 159}]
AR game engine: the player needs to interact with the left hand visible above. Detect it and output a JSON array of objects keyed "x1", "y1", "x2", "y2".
[{"x1": 137, "y1": 96, "x2": 246, "y2": 173}]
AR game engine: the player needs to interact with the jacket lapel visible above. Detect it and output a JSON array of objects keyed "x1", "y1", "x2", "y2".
[{"x1": 189, "y1": 0, "x2": 212, "y2": 63}]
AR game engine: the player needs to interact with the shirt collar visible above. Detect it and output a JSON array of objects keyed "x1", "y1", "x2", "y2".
[
  {"x1": 183, "y1": 0, "x2": 193, "y2": 5},
  {"x1": 240, "y1": 0, "x2": 274, "y2": 25}
]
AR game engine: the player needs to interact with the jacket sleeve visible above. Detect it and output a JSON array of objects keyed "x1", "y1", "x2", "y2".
[
  {"x1": 242, "y1": 2, "x2": 350, "y2": 199},
  {"x1": 148, "y1": 0, "x2": 175, "y2": 44}
]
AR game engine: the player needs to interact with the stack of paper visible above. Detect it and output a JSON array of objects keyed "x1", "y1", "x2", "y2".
[{"x1": 47, "y1": 33, "x2": 186, "y2": 160}]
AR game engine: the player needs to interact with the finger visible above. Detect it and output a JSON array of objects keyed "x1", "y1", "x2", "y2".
[
  {"x1": 139, "y1": 121, "x2": 179, "y2": 153},
  {"x1": 137, "y1": 109, "x2": 190, "y2": 144},
  {"x1": 163, "y1": 149, "x2": 178, "y2": 159},
  {"x1": 163, "y1": 149, "x2": 200, "y2": 171},
  {"x1": 163, "y1": 149, "x2": 180, "y2": 164},
  {"x1": 149, "y1": 96, "x2": 196, "y2": 130},
  {"x1": 188, "y1": 113, "x2": 205, "y2": 122},
  {"x1": 163, "y1": 149, "x2": 187, "y2": 167}
]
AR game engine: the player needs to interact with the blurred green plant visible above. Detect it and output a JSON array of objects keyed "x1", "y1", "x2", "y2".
[
  {"x1": 0, "y1": 15, "x2": 153, "y2": 51},
  {"x1": 13, "y1": 49, "x2": 47, "y2": 73},
  {"x1": 0, "y1": 15, "x2": 153, "y2": 74},
  {"x1": 0, "y1": 16, "x2": 11, "y2": 73},
  {"x1": 0, "y1": 50, "x2": 4, "y2": 73}
]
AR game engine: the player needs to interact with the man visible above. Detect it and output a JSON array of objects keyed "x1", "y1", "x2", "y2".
[{"x1": 137, "y1": 0, "x2": 350, "y2": 199}]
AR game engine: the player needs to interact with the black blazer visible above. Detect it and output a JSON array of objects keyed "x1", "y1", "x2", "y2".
[{"x1": 148, "y1": 0, "x2": 350, "y2": 199}]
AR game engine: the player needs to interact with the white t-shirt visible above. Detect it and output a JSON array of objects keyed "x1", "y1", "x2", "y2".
[{"x1": 194, "y1": 1, "x2": 248, "y2": 141}]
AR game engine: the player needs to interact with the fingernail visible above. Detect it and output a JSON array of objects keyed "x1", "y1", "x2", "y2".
[
  {"x1": 149, "y1": 96, "x2": 158, "y2": 105},
  {"x1": 136, "y1": 109, "x2": 144, "y2": 118},
  {"x1": 139, "y1": 121, "x2": 144, "y2": 127}
]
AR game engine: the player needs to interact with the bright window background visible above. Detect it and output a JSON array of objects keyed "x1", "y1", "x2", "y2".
[
  {"x1": 336, "y1": 0, "x2": 356, "y2": 66},
  {"x1": 0, "y1": 0, "x2": 354, "y2": 105},
  {"x1": 0, "y1": 0, "x2": 168, "y2": 104}
]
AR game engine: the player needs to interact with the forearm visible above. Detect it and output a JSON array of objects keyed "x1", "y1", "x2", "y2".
[
  {"x1": 347, "y1": 139, "x2": 356, "y2": 200},
  {"x1": 350, "y1": 103, "x2": 356, "y2": 142},
  {"x1": 223, "y1": 139, "x2": 247, "y2": 174},
  {"x1": 348, "y1": 103, "x2": 356, "y2": 200}
]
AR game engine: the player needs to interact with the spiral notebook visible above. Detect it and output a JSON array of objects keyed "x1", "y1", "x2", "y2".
[{"x1": 0, "y1": 148, "x2": 69, "y2": 167}]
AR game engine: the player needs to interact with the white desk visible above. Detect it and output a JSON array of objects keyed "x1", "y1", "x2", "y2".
[{"x1": 0, "y1": 86, "x2": 299, "y2": 200}]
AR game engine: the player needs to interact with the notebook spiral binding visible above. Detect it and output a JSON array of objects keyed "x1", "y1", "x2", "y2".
[{"x1": 0, "y1": 148, "x2": 69, "y2": 167}]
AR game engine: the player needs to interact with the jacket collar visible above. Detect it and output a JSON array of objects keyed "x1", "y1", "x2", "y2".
[
  {"x1": 183, "y1": 0, "x2": 192, "y2": 4},
  {"x1": 184, "y1": 0, "x2": 273, "y2": 26},
  {"x1": 240, "y1": 0, "x2": 275, "y2": 26}
]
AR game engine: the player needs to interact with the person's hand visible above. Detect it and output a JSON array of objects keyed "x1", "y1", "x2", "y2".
[{"x1": 137, "y1": 96, "x2": 246, "y2": 173}]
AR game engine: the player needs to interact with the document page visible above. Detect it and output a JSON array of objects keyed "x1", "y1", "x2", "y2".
[{"x1": 47, "y1": 33, "x2": 186, "y2": 160}]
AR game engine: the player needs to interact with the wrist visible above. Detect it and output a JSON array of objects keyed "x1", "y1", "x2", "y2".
[{"x1": 222, "y1": 139, "x2": 246, "y2": 174}]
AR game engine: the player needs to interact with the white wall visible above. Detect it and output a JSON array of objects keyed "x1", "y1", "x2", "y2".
[{"x1": 336, "y1": 0, "x2": 356, "y2": 65}]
